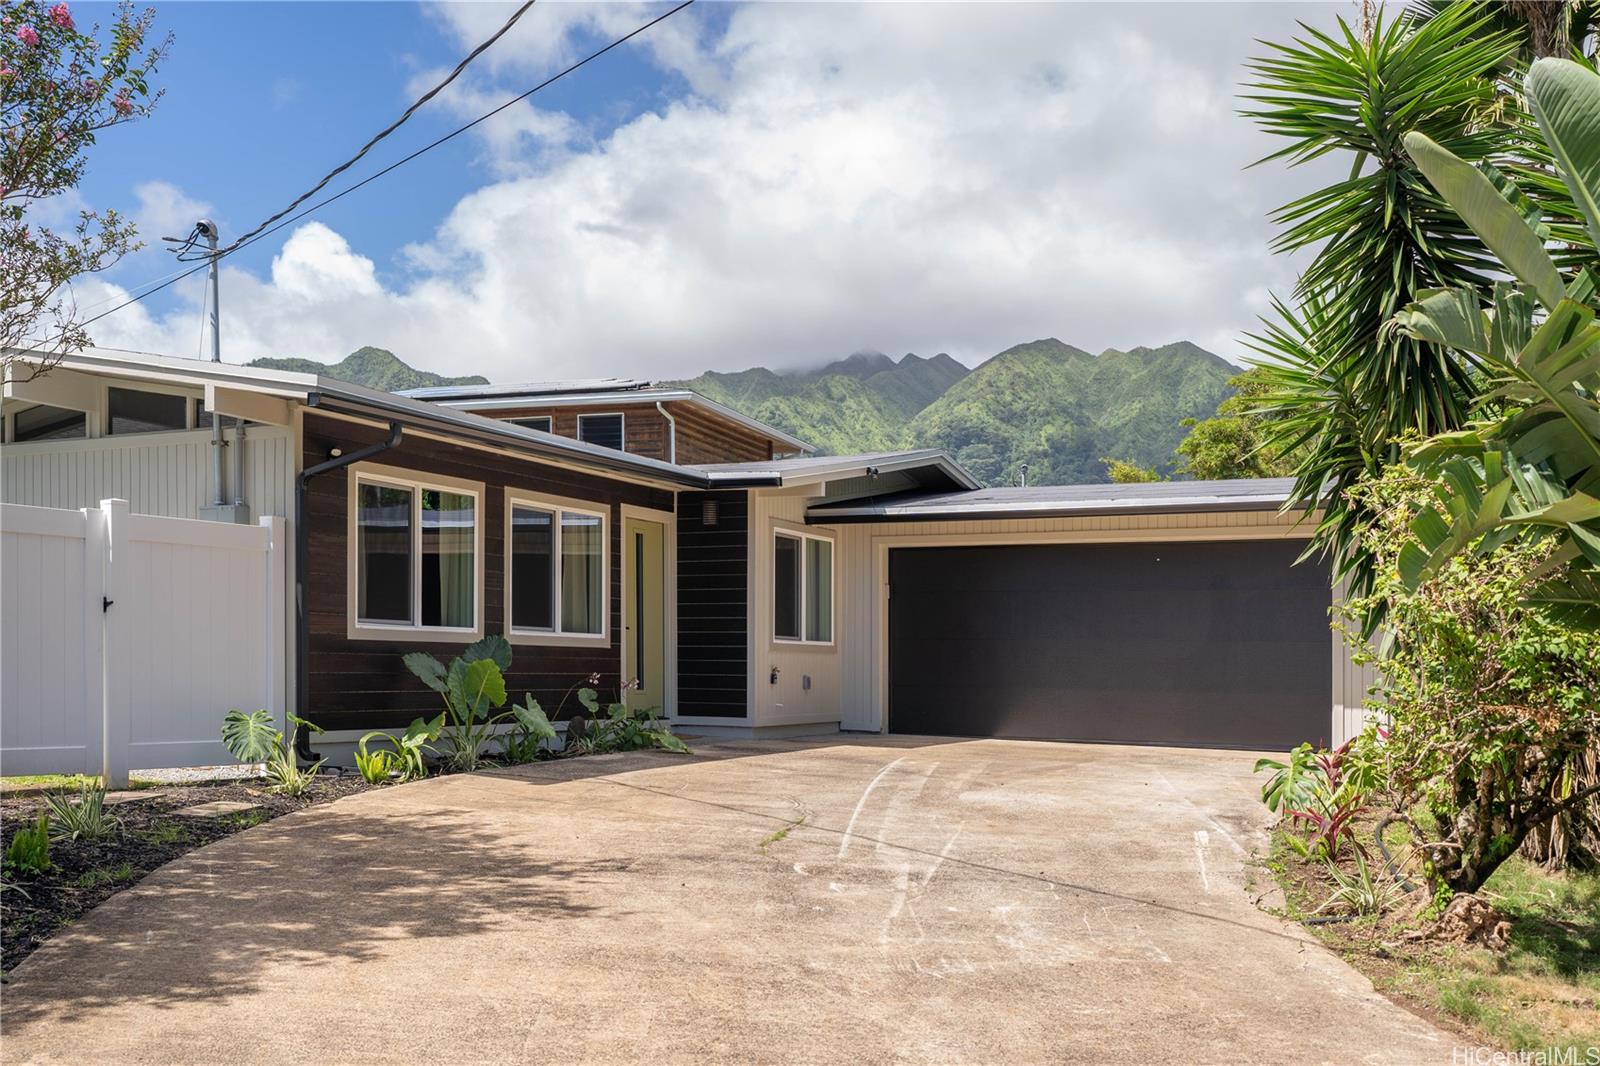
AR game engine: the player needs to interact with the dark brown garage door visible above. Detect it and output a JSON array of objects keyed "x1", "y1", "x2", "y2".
[{"x1": 888, "y1": 540, "x2": 1330, "y2": 750}]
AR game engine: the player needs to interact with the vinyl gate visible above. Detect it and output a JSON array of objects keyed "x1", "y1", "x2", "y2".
[{"x1": 1, "y1": 499, "x2": 285, "y2": 785}]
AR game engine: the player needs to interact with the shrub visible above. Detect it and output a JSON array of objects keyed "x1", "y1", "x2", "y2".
[
  {"x1": 501, "y1": 697, "x2": 557, "y2": 764},
  {"x1": 1256, "y1": 735, "x2": 1380, "y2": 862},
  {"x1": 43, "y1": 781, "x2": 121, "y2": 842},
  {"x1": 570, "y1": 688, "x2": 690, "y2": 755},
  {"x1": 5, "y1": 814, "x2": 51, "y2": 875},
  {"x1": 355, "y1": 716, "x2": 441, "y2": 784},
  {"x1": 220, "y1": 709, "x2": 326, "y2": 796},
  {"x1": 1340, "y1": 464, "x2": 1600, "y2": 893}
]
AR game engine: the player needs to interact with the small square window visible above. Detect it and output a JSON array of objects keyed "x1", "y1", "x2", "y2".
[
  {"x1": 510, "y1": 416, "x2": 553, "y2": 433},
  {"x1": 577, "y1": 413, "x2": 624, "y2": 451}
]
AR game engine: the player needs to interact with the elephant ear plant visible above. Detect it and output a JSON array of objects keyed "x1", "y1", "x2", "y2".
[
  {"x1": 355, "y1": 715, "x2": 444, "y2": 784},
  {"x1": 404, "y1": 635, "x2": 518, "y2": 772}
]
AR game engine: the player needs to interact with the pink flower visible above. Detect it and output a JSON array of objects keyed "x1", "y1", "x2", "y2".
[
  {"x1": 15, "y1": 25, "x2": 39, "y2": 46},
  {"x1": 0, "y1": 67, "x2": 13, "y2": 80},
  {"x1": 111, "y1": 92, "x2": 133, "y2": 116},
  {"x1": 81, "y1": 77, "x2": 96, "y2": 95},
  {"x1": 48, "y1": 3, "x2": 72, "y2": 30}
]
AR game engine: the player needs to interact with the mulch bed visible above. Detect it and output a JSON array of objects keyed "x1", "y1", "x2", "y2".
[{"x1": 1, "y1": 774, "x2": 371, "y2": 974}]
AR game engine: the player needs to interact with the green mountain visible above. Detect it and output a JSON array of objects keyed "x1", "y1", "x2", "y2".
[
  {"x1": 907, "y1": 339, "x2": 1237, "y2": 485},
  {"x1": 670, "y1": 350, "x2": 970, "y2": 455},
  {"x1": 248, "y1": 347, "x2": 488, "y2": 392}
]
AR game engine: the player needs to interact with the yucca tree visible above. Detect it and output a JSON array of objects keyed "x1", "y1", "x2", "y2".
[
  {"x1": 1241, "y1": 3, "x2": 1534, "y2": 611},
  {"x1": 1414, "y1": 0, "x2": 1600, "y2": 62},
  {"x1": 1395, "y1": 57, "x2": 1600, "y2": 628}
]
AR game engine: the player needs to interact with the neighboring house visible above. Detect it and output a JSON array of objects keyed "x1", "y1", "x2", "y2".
[
  {"x1": 2, "y1": 346, "x2": 1371, "y2": 758},
  {"x1": 399, "y1": 378, "x2": 814, "y2": 464}
]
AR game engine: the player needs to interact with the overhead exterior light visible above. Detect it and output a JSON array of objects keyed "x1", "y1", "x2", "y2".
[
  {"x1": 701, "y1": 497, "x2": 719, "y2": 527},
  {"x1": 329, "y1": 447, "x2": 344, "y2": 459}
]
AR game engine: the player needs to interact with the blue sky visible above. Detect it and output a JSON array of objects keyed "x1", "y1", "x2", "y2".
[
  {"x1": 71, "y1": 2, "x2": 1342, "y2": 382},
  {"x1": 78, "y1": 1, "x2": 703, "y2": 289}
]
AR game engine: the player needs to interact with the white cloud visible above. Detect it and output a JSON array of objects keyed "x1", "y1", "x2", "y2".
[{"x1": 89, "y1": 2, "x2": 1343, "y2": 379}]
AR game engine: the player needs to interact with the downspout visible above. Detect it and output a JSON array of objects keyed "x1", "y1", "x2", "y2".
[
  {"x1": 232, "y1": 417, "x2": 246, "y2": 507},
  {"x1": 294, "y1": 420, "x2": 404, "y2": 762},
  {"x1": 655, "y1": 400, "x2": 677, "y2": 464}
]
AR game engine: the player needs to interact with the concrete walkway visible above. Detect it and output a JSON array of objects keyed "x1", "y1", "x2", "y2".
[{"x1": 1, "y1": 737, "x2": 1452, "y2": 1065}]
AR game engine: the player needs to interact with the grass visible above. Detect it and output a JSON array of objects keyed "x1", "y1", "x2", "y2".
[
  {"x1": 72, "y1": 863, "x2": 136, "y2": 891},
  {"x1": 0, "y1": 774, "x2": 169, "y2": 795},
  {"x1": 1267, "y1": 823, "x2": 1600, "y2": 1056},
  {"x1": 138, "y1": 823, "x2": 189, "y2": 846},
  {"x1": 758, "y1": 816, "x2": 806, "y2": 851}
]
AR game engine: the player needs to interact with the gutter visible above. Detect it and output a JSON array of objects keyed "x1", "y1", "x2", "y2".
[
  {"x1": 805, "y1": 497, "x2": 1299, "y2": 524},
  {"x1": 293, "y1": 421, "x2": 404, "y2": 763}
]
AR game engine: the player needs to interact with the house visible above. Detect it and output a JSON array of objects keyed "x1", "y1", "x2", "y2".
[
  {"x1": 2, "y1": 346, "x2": 1372, "y2": 761},
  {"x1": 398, "y1": 378, "x2": 814, "y2": 464}
]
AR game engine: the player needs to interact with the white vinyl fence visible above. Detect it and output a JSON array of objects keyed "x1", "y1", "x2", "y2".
[{"x1": 1, "y1": 499, "x2": 285, "y2": 786}]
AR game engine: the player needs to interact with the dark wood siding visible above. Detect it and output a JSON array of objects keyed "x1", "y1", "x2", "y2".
[
  {"x1": 676, "y1": 490, "x2": 748, "y2": 717},
  {"x1": 303, "y1": 413, "x2": 673, "y2": 733},
  {"x1": 481, "y1": 401, "x2": 778, "y2": 464}
]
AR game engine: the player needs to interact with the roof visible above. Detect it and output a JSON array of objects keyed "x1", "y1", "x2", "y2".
[
  {"x1": 693, "y1": 450, "x2": 981, "y2": 491},
  {"x1": 6, "y1": 347, "x2": 711, "y2": 489},
  {"x1": 805, "y1": 478, "x2": 1304, "y2": 522},
  {"x1": 397, "y1": 380, "x2": 816, "y2": 454},
  {"x1": 400, "y1": 377, "x2": 649, "y2": 400}
]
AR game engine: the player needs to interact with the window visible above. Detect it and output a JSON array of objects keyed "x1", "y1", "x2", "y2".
[
  {"x1": 12, "y1": 404, "x2": 86, "y2": 442},
  {"x1": 352, "y1": 472, "x2": 479, "y2": 634},
  {"x1": 510, "y1": 415, "x2": 553, "y2": 434},
  {"x1": 108, "y1": 387, "x2": 187, "y2": 435},
  {"x1": 508, "y1": 495, "x2": 606, "y2": 639},
  {"x1": 577, "y1": 413, "x2": 624, "y2": 451},
  {"x1": 774, "y1": 530, "x2": 833, "y2": 644}
]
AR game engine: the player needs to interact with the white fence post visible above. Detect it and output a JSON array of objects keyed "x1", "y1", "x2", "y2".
[
  {"x1": 261, "y1": 515, "x2": 286, "y2": 731},
  {"x1": 100, "y1": 498, "x2": 131, "y2": 788},
  {"x1": 82, "y1": 505, "x2": 107, "y2": 778}
]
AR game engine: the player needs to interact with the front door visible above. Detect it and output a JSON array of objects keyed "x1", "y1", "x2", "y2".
[{"x1": 623, "y1": 516, "x2": 667, "y2": 714}]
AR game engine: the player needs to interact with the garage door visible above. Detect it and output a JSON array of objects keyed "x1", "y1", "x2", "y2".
[{"x1": 888, "y1": 540, "x2": 1329, "y2": 749}]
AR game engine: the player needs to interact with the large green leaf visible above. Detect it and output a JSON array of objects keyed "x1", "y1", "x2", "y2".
[
  {"x1": 1403, "y1": 131, "x2": 1565, "y2": 308},
  {"x1": 1527, "y1": 565, "x2": 1600, "y2": 630},
  {"x1": 220, "y1": 709, "x2": 278, "y2": 764},
  {"x1": 1393, "y1": 287, "x2": 1490, "y2": 357},
  {"x1": 461, "y1": 633, "x2": 512, "y2": 672},
  {"x1": 403, "y1": 652, "x2": 449, "y2": 695},
  {"x1": 446, "y1": 657, "x2": 506, "y2": 722},
  {"x1": 1527, "y1": 59, "x2": 1600, "y2": 253}
]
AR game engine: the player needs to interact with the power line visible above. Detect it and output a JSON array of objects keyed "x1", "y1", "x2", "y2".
[
  {"x1": 49, "y1": 0, "x2": 696, "y2": 345},
  {"x1": 221, "y1": 0, "x2": 537, "y2": 255}
]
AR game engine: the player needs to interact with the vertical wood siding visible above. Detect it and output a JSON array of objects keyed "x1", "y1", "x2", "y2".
[
  {"x1": 2, "y1": 426, "x2": 295, "y2": 518},
  {"x1": 676, "y1": 490, "x2": 749, "y2": 717},
  {"x1": 749, "y1": 491, "x2": 843, "y2": 726},
  {"x1": 301, "y1": 414, "x2": 673, "y2": 733}
]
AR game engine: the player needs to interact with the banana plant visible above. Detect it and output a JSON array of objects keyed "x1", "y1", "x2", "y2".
[{"x1": 1393, "y1": 57, "x2": 1600, "y2": 628}]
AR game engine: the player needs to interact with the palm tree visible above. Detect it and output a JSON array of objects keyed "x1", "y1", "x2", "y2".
[{"x1": 1240, "y1": 3, "x2": 1534, "y2": 611}]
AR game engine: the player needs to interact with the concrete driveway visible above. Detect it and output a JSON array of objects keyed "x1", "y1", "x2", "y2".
[{"x1": 1, "y1": 737, "x2": 1451, "y2": 1065}]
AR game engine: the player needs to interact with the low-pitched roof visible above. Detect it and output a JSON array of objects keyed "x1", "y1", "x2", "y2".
[
  {"x1": 805, "y1": 478, "x2": 1303, "y2": 522},
  {"x1": 398, "y1": 380, "x2": 816, "y2": 455},
  {"x1": 693, "y1": 450, "x2": 981, "y2": 491},
  {"x1": 6, "y1": 347, "x2": 711, "y2": 488}
]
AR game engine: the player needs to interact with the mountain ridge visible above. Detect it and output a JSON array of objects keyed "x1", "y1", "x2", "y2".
[{"x1": 255, "y1": 340, "x2": 1236, "y2": 486}]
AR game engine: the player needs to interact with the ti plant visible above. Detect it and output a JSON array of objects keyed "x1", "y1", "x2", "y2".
[
  {"x1": 1394, "y1": 57, "x2": 1600, "y2": 628},
  {"x1": 1255, "y1": 737, "x2": 1379, "y2": 861},
  {"x1": 355, "y1": 715, "x2": 443, "y2": 784},
  {"x1": 219, "y1": 709, "x2": 326, "y2": 796},
  {"x1": 404, "y1": 635, "x2": 516, "y2": 772}
]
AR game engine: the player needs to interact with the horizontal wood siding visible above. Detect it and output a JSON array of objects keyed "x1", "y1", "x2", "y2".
[
  {"x1": 482, "y1": 401, "x2": 777, "y2": 464},
  {"x1": 677, "y1": 490, "x2": 748, "y2": 717},
  {"x1": 668, "y1": 403, "x2": 775, "y2": 464},
  {"x1": 302, "y1": 413, "x2": 673, "y2": 732}
]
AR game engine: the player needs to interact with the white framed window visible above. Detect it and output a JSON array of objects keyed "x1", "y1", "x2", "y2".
[
  {"x1": 509, "y1": 415, "x2": 553, "y2": 433},
  {"x1": 506, "y1": 490, "x2": 608, "y2": 644},
  {"x1": 577, "y1": 412, "x2": 625, "y2": 451},
  {"x1": 348, "y1": 465, "x2": 483, "y2": 640},
  {"x1": 774, "y1": 528, "x2": 833, "y2": 644}
]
